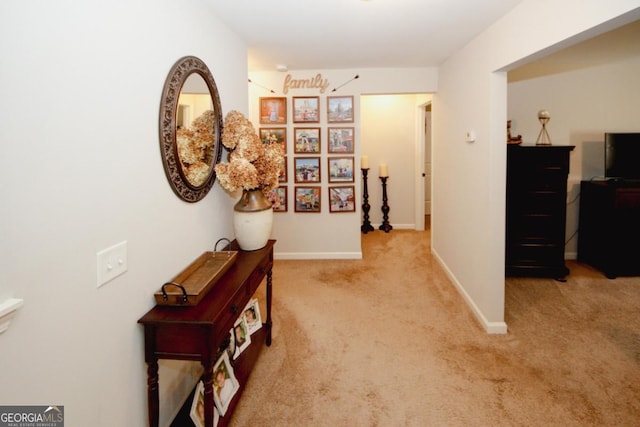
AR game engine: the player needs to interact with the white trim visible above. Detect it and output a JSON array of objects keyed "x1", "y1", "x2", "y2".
[
  {"x1": 275, "y1": 252, "x2": 362, "y2": 260},
  {"x1": 388, "y1": 224, "x2": 424, "y2": 233},
  {"x1": 0, "y1": 298, "x2": 24, "y2": 334},
  {"x1": 362, "y1": 223, "x2": 417, "y2": 230},
  {"x1": 431, "y1": 250, "x2": 508, "y2": 334},
  {"x1": 414, "y1": 104, "x2": 426, "y2": 231}
]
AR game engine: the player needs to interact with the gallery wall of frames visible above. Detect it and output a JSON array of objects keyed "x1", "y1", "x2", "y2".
[{"x1": 259, "y1": 95, "x2": 357, "y2": 214}]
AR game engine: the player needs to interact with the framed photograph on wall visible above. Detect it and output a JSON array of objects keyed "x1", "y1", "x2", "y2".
[
  {"x1": 327, "y1": 96, "x2": 354, "y2": 123},
  {"x1": 328, "y1": 157, "x2": 354, "y2": 183},
  {"x1": 278, "y1": 156, "x2": 288, "y2": 183},
  {"x1": 294, "y1": 128, "x2": 321, "y2": 153},
  {"x1": 259, "y1": 97, "x2": 287, "y2": 124},
  {"x1": 328, "y1": 127, "x2": 354, "y2": 153},
  {"x1": 295, "y1": 186, "x2": 321, "y2": 213},
  {"x1": 294, "y1": 157, "x2": 321, "y2": 183},
  {"x1": 212, "y1": 352, "x2": 239, "y2": 416},
  {"x1": 259, "y1": 127, "x2": 287, "y2": 153},
  {"x1": 329, "y1": 186, "x2": 356, "y2": 213},
  {"x1": 269, "y1": 186, "x2": 287, "y2": 212},
  {"x1": 293, "y1": 96, "x2": 320, "y2": 123}
]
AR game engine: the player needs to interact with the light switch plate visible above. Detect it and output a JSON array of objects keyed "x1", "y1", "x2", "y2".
[
  {"x1": 465, "y1": 130, "x2": 476, "y2": 143},
  {"x1": 96, "y1": 241, "x2": 128, "y2": 288}
]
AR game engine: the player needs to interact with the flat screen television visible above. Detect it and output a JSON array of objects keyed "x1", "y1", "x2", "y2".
[{"x1": 604, "y1": 132, "x2": 640, "y2": 180}]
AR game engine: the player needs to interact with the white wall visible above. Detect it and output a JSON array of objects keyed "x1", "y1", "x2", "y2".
[
  {"x1": 508, "y1": 51, "x2": 640, "y2": 258},
  {"x1": 248, "y1": 69, "x2": 437, "y2": 258},
  {"x1": 433, "y1": 0, "x2": 640, "y2": 333},
  {"x1": 0, "y1": 1, "x2": 247, "y2": 426}
]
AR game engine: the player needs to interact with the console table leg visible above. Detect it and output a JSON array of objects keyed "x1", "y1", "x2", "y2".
[
  {"x1": 266, "y1": 269, "x2": 272, "y2": 346},
  {"x1": 202, "y1": 363, "x2": 215, "y2": 427},
  {"x1": 146, "y1": 360, "x2": 159, "y2": 427}
]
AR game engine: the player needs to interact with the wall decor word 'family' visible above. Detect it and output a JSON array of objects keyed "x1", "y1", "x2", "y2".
[{"x1": 282, "y1": 73, "x2": 330, "y2": 94}]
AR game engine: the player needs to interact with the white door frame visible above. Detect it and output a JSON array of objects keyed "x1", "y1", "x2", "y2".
[{"x1": 414, "y1": 101, "x2": 431, "y2": 231}]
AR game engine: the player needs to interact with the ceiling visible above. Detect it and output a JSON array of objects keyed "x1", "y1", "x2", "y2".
[
  {"x1": 206, "y1": 0, "x2": 524, "y2": 72},
  {"x1": 508, "y1": 18, "x2": 640, "y2": 82}
]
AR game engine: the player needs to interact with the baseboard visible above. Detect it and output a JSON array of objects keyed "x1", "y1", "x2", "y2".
[
  {"x1": 431, "y1": 249, "x2": 508, "y2": 334},
  {"x1": 372, "y1": 223, "x2": 415, "y2": 230},
  {"x1": 275, "y1": 251, "x2": 362, "y2": 260}
]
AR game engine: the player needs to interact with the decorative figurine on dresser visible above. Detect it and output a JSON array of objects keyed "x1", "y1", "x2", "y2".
[{"x1": 505, "y1": 143, "x2": 575, "y2": 280}]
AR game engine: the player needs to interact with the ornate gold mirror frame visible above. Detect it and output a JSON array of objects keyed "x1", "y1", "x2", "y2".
[{"x1": 159, "y1": 56, "x2": 223, "y2": 202}]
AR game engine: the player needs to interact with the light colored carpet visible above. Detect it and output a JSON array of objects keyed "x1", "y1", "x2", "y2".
[{"x1": 230, "y1": 229, "x2": 640, "y2": 426}]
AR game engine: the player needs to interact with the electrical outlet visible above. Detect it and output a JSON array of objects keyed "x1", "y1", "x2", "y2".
[{"x1": 96, "y1": 241, "x2": 128, "y2": 288}]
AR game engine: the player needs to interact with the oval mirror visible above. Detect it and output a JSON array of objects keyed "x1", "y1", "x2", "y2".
[{"x1": 159, "y1": 56, "x2": 223, "y2": 202}]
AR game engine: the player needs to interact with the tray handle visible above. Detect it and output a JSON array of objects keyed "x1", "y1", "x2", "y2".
[
  {"x1": 161, "y1": 281, "x2": 188, "y2": 303},
  {"x1": 214, "y1": 238, "x2": 232, "y2": 252}
]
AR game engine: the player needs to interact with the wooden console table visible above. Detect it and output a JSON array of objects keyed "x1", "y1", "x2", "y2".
[{"x1": 138, "y1": 240, "x2": 274, "y2": 427}]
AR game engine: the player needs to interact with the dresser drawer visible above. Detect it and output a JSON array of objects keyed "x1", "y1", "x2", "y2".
[
  {"x1": 507, "y1": 215, "x2": 564, "y2": 243},
  {"x1": 247, "y1": 256, "x2": 272, "y2": 293},
  {"x1": 215, "y1": 282, "x2": 253, "y2": 342},
  {"x1": 508, "y1": 147, "x2": 570, "y2": 174},
  {"x1": 507, "y1": 190, "x2": 566, "y2": 213},
  {"x1": 509, "y1": 174, "x2": 568, "y2": 193},
  {"x1": 507, "y1": 243, "x2": 564, "y2": 266}
]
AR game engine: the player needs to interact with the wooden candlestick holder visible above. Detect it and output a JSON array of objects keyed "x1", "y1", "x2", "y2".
[
  {"x1": 379, "y1": 176, "x2": 392, "y2": 233},
  {"x1": 361, "y1": 168, "x2": 374, "y2": 233}
]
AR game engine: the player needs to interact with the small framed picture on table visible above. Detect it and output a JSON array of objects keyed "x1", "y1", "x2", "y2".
[
  {"x1": 190, "y1": 381, "x2": 220, "y2": 427},
  {"x1": 212, "y1": 352, "x2": 239, "y2": 416}
]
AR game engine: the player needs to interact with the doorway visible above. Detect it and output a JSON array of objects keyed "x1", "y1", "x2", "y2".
[
  {"x1": 424, "y1": 103, "x2": 432, "y2": 229},
  {"x1": 414, "y1": 100, "x2": 432, "y2": 231},
  {"x1": 360, "y1": 94, "x2": 432, "y2": 230}
]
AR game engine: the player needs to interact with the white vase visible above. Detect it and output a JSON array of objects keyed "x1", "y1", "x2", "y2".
[{"x1": 233, "y1": 189, "x2": 273, "y2": 251}]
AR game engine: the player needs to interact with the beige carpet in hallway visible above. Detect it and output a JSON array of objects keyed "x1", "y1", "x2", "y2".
[{"x1": 230, "y1": 230, "x2": 640, "y2": 426}]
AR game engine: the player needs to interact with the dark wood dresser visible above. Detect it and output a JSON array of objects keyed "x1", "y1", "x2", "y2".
[
  {"x1": 505, "y1": 144, "x2": 574, "y2": 279},
  {"x1": 138, "y1": 240, "x2": 274, "y2": 427}
]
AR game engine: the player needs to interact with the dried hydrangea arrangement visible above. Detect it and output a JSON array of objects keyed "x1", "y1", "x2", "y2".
[
  {"x1": 176, "y1": 110, "x2": 217, "y2": 186},
  {"x1": 214, "y1": 110, "x2": 284, "y2": 195}
]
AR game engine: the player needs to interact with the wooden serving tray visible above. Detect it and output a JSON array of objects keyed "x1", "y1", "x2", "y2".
[{"x1": 154, "y1": 250, "x2": 237, "y2": 306}]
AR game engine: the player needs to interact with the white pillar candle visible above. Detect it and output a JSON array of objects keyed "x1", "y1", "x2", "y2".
[
  {"x1": 361, "y1": 155, "x2": 369, "y2": 169},
  {"x1": 379, "y1": 163, "x2": 388, "y2": 177}
]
